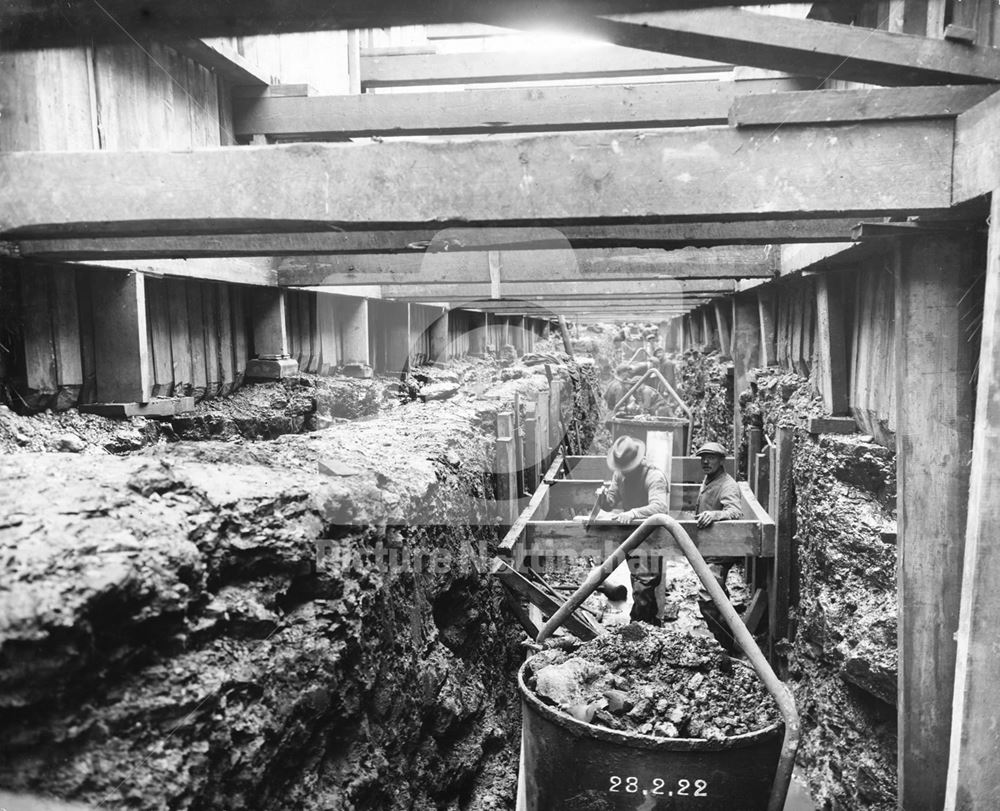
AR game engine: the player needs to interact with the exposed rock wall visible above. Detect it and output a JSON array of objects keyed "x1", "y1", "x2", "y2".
[
  {"x1": 676, "y1": 349, "x2": 734, "y2": 452},
  {"x1": 0, "y1": 358, "x2": 596, "y2": 810},
  {"x1": 742, "y1": 369, "x2": 897, "y2": 810}
]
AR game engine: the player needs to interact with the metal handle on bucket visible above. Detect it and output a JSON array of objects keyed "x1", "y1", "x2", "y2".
[{"x1": 536, "y1": 514, "x2": 800, "y2": 811}]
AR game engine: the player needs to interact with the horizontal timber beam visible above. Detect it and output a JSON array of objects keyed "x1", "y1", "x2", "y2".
[
  {"x1": 13, "y1": 220, "x2": 860, "y2": 260},
  {"x1": 731, "y1": 85, "x2": 999, "y2": 127},
  {"x1": 0, "y1": 123, "x2": 955, "y2": 239},
  {"x1": 550, "y1": 8, "x2": 1000, "y2": 85},
  {"x1": 1, "y1": 0, "x2": 831, "y2": 47},
  {"x1": 360, "y1": 46, "x2": 729, "y2": 88},
  {"x1": 277, "y1": 248, "x2": 774, "y2": 286},
  {"x1": 235, "y1": 79, "x2": 799, "y2": 140},
  {"x1": 379, "y1": 279, "x2": 735, "y2": 298}
]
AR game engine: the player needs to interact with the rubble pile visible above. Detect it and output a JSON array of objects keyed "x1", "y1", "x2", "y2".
[{"x1": 525, "y1": 624, "x2": 779, "y2": 739}]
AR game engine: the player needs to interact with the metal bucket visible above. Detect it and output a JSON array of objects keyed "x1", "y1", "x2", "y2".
[
  {"x1": 518, "y1": 660, "x2": 784, "y2": 811},
  {"x1": 610, "y1": 417, "x2": 690, "y2": 458}
]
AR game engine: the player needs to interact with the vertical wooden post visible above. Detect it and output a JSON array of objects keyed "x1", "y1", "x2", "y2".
[
  {"x1": 946, "y1": 194, "x2": 1000, "y2": 810},
  {"x1": 701, "y1": 308, "x2": 714, "y2": 350},
  {"x1": 384, "y1": 301, "x2": 410, "y2": 373},
  {"x1": 768, "y1": 426, "x2": 793, "y2": 658},
  {"x1": 536, "y1": 387, "x2": 550, "y2": 471},
  {"x1": 758, "y1": 288, "x2": 777, "y2": 367},
  {"x1": 340, "y1": 296, "x2": 370, "y2": 366},
  {"x1": 251, "y1": 287, "x2": 289, "y2": 357},
  {"x1": 732, "y1": 294, "x2": 762, "y2": 460},
  {"x1": 21, "y1": 265, "x2": 58, "y2": 400},
  {"x1": 713, "y1": 302, "x2": 731, "y2": 359},
  {"x1": 523, "y1": 401, "x2": 539, "y2": 493},
  {"x1": 747, "y1": 427, "x2": 762, "y2": 497},
  {"x1": 217, "y1": 284, "x2": 235, "y2": 395},
  {"x1": 316, "y1": 292, "x2": 337, "y2": 374},
  {"x1": 430, "y1": 307, "x2": 450, "y2": 363},
  {"x1": 248, "y1": 287, "x2": 297, "y2": 379},
  {"x1": 91, "y1": 270, "x2": 152, "y2": 403},
  {"x1": 167, "y1": 278, "x2": 192, "y2": 394},
  {"x1": 52, "y1": 268, "x2": 83, "y2": 409},
  {"x1": 815, "y1": 275, "x2": 850, "y2": 415},
  {"x1": 496, "y1": 412, "x2": 518, "y2": 525},
  {"x1": 231, "y1": 286, "x2": 248, "y2": 387},
  {"x1": 549, "y1": 377, "x2": 563, "y2": 454},
  {"x1": 896, "y1": 235, "x2": 976, "y2": 811},
  {"x1": 203, "y1": 283, "x2": 222, "y2": 397}
]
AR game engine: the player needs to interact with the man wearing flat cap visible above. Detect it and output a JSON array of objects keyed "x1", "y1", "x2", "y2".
[
  {"x1": 694, "y1": 441, "x2": 743, "y2": 528},
  {"x1": 598, "y1": 435, "x2": 669, "y2": 523}
]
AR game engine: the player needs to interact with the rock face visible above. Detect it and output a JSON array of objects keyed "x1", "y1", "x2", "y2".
[
  {"x1": 742, "y1": 369, "x2": 897, "y2": 810},
  {"x1": 676, "y1": 349, "x2": 734, "y2": 452},
  {"x1": 0, "y1": 367, "x2": 592, "y2": 809}
]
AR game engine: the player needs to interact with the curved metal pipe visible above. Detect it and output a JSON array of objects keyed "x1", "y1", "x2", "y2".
[{"x1": 536, "y1": 514, "x2": 799, "y2": 811}]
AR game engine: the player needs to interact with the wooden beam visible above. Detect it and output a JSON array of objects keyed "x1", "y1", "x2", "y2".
[
  {"x1": 14, "y1": 219, "x2": 861, "y2": 259},
  {"x1": 278, "y1": 247, "x2": 774, "y2": 287},
  {"x1": 0, "y1": 124, "x2": 954, "y2": 238},
  {"x1": 571, "y1": 9, "x2": 1000, "y2": 86},
  {"x1": 0, "y1": 0, "x2": 839, "y2": 47},
  {"x1": 380, "y1": 279, "x2": 735, "y2": 299},
  {"x1": 730, "y1": 85, "x2": 998, "y2": 127},
  {"x1": 526, "y1": 519, "x2": 767, "y2": 558},
  {"x1": 360, "y1": 46, "x2": 729, "y2": 88},
  {"x1": 234, "y1": 78, "x2": 814, "y2": 139},
  {"x1": 953, "y1": 88, "x2": 1000, "y2": 204},
  {"x1": 713, "y1": 299, "x2": 731, "y2": 359},
  {"x1": 945, "y1": 192, "x2": 1000, "y2": 810},
  {"x1": 168, "y1": 39, "x2": 270, "y2": 86},
  {"x1": 757, "y1": 287, "x2": 777, "y2": 366},
  {"x1": 768, "y1": 426, "x2": 793, "y2": 655},
  {"x1": 732, "y1": 293, "x2": 761, "y2": 454},
  {"x1": 814, "y1": 275, "x2": 849, "y2": 415},
  {"x1": 896, "y1": 234, "x2": 977, "y2": 810},
  {"x1": 80, "y1": 259, "x2": 276, "y2": 286}
]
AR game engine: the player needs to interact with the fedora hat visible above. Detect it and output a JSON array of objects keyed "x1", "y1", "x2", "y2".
[
  {"x1": 607, "y1": 435, "x2": 646, "y2": 473},
  {"x1": 694, "y1": 441, "x2": 727, "y2": 457}
]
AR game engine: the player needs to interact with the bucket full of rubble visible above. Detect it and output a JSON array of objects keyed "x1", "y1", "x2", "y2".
[{"x1": 518, "y1": 623, "x2": 783, "y2": 810}]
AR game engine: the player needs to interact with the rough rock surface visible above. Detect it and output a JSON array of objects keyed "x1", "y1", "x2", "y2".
[
  {"x1": 676, "y1": 349, "x2": 733, "y2": 453},
  {"x1": 742, "y1": 368, "x2": 897, "y2": 810},
  {"x1": 0, "y1": 352, "x2": 596, "y2": 811}
]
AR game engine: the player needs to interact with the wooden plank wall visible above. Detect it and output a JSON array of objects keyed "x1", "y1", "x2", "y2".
[
  {"x1": 284, "y1": 288, "x2": 320, "y2": 373},
  {"x1": 849, "y1": 265, "x2": 897, "y2": 444},
  {"x1": 1, "y1": 41, "x2": 223, "y2": 152},
  {"x1": 13, "y1": 268, "x2": 254, "y2": 408},
  {"x1": 448, "y1": 309, "x2": 471, "y2": 356}
]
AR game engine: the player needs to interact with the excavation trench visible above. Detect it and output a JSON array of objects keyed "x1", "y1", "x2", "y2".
[{"x1": 0, "y1": 349, "x2": 601, "y2": 810}]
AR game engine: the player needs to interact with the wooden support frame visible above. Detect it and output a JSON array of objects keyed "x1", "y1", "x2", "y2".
[
  {"x1": 90, "y1": 269, "x2": 152, "y2": 403},
  {"x1": 713, "y1": 300, "x2": 731, "y2": 359},
  {"x1": 0, "y1": 121, "x2": 956, "y2": 239},
  {"x1": 767, "y1": 426, "x2": 793, "y2": 659},
  {"x1": 946, "y1": 192, "x2": 1000, "y2": 809},
  {"x1": 360, "y1": 46, "x2": 728, "y2": 89},
  {"x1": 730, "y1": 85, "x2": 998, "y2": 127},
  {"x1": 496, "y1": 411, "x2": 520, "y2": 526},
  {"x1": 574, "y1": 8, "x2": 1000, "y2": 85},
  {"x1": 815, "y1": 274, "x2": 850, "y2": 415},
  {"x1": 896, "y1": 233, "x2": 977, "y2": 810},
  {"x1": 732, "y1": 293, "x2": 761, "y2": 457},
  {"x1": 757, "y1": 287, "x2": 777, "y2": 366},
  {"x1": 14, "y1": 220, "x2": 859, "y2": 259},
  {"x1": 278, "y1": 249, "x2": 772, "y2": 287}
]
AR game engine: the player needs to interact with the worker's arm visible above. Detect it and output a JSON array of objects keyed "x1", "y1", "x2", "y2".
[
  {"x1": 599, "y1": 473, "x2": 622, "y2": 510},
  {"x1": 619, "y1": 468, "x2": 669, "y2": 522}
]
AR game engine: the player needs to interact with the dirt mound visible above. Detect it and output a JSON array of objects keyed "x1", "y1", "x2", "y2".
[{"x1": 525, "y1": 624, "x2": 779, "y2": 740}]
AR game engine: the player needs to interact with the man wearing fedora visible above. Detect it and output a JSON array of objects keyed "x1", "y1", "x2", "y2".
[{"x1": 598, "y1": 435, "x2": 669, "y2": 523}]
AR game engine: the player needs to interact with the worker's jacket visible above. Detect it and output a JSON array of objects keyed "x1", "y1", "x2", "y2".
[
  {"x1": 602, "y1": 460, "x2": 669, "y2": 519},
  {"x1": 696, "y1": 469, "x2": 744, "y2": 520}
]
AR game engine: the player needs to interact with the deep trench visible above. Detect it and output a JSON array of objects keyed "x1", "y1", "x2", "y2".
[{"x1": 0, "y1": 331, "x2": 897, "y2": 810}]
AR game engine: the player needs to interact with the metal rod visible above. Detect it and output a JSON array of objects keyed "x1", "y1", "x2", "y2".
[{"x1": 536, "y1": 514, "x2": 799, "y2": 811}]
